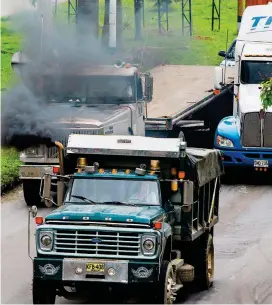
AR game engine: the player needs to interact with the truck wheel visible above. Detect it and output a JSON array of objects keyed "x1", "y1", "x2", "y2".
[
  {"x1": 194, "y1": 233, "x2": 214, "y2": 291},
  {"x1": 157, "y1": 261, "x2": 176, "y2": 304},
  {"x1": 23, "y1": 180, "x2": 42, "y2": 207},
  {"x1": 32, "y1": 279, "x2": 56, "y2": 304}
]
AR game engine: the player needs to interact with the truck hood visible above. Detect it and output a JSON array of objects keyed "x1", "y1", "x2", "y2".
[
  {"x1": 45, "y1": 204, "x2": 165, "y2": 225},
  {"x1": 239, "y1": 84, "x2": 272, "y2": 113},
  {"x1": 47, "y1": 104, "x2": 129, "y2": 127}
]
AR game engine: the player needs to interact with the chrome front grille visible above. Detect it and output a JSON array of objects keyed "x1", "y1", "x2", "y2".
[
  {"x1": 242, "y1": 112, "x2": 261, "y2": 147},
  {"x1": 54, "y1": 229, "x2": 141, "y2": 257},
  {"x1": 47, "y1": 128, "x2": 101, "y2": 158},
  {"x1": 264, "y1": 113, "x2": 272, "y2": 148},
  {"x1": 241, "y1": 112, "x2": 272, "y2": 148}
]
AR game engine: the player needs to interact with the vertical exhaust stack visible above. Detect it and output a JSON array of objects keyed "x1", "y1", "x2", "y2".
[{"x1": 54, "y1": 141, "x2": 65, "y2": 206}]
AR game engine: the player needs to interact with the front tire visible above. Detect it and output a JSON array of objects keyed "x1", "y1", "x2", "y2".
[
  {"x1": 33, "y1": 279, "x2": 56, "y2": 304},
  {"x1": 23, "y1": 180, "x2": 42, "y2": 207},
  {"x1": 157, "y1": 260, "x2": 176, "y2": 304}
]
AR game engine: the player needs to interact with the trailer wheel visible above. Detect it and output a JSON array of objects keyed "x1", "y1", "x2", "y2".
[
  {"x1": 32, "y1": 279, "x2": 56, "y2": 304},
  {"x1": 194, "y1": 233, "x2": 214, "y2": 291},
  {"x1": 23, "y1": 180, "x2": 42, "y2": 207},
  {"x1": 157, "y1": 260, "x2": 176, "y2": 304}
]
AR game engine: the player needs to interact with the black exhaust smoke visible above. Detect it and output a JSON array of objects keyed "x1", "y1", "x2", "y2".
[{"x1": 1, "y1": 8, "x2": 116, "y2": 151}]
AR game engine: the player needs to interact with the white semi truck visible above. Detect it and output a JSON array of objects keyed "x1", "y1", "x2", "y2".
[
  {"x1": 214, "y1": 3, "x2": 272, "y2": 171},
  {"x1": 12, "y1": 54, "x2": 153, "y2": 207}
]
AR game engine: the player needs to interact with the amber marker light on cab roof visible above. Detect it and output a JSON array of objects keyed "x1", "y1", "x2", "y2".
[{"x1": 178, "y1": 171, "x2": 185, "y2": 179}]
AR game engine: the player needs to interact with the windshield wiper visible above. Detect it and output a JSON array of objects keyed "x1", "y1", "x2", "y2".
[
  {"x1": 71, "y1": 195, "x2": 96, "y2": 204},
  {"x1": 100, "y1": 201, "x2": 136, "y2": 206}
]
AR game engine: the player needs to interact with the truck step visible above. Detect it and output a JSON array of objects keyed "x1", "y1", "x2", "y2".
[{"x1": 170, "y1": 258, "x2": 184, "y2": 272}]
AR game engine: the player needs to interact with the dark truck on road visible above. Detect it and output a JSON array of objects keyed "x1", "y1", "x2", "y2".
[{"x1": 28, "y1": 133, "x2": 223, "y2": 304}]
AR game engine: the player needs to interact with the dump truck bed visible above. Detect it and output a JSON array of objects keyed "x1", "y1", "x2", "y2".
[{"x1": 147, "y1": 65, "x2": 216, "y2": 118}]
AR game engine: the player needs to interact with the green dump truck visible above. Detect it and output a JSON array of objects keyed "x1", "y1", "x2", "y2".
[{"x1": 28, "y1": 134, "x2": 223, "y2": 304}]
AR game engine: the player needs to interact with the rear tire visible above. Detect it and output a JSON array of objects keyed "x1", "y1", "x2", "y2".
[
  {"x1": 23, "y1": 180, "x2": 42, "y2": 207},
  {"x1": 32, "y1": 279, "x2": 56, "y2": 304},
  {"x1": 194, "y1": 233, "x2": 214, "y2": 291}
]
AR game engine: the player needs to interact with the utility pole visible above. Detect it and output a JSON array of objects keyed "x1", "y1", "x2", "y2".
[
  {"x1": 109, "y1": 0, "x2": 117, "y2": 49},
  {"x1": 237, "y1": 0, "x2": 244, "y2": 31}
]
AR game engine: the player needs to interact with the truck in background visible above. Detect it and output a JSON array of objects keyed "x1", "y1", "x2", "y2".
[
  {"x1": 213, "y1": 3, "x2": 272, "y2": 172},
  {"x1": 11, "y1": 53, "x2": 153, "y2": 207},
  {"x1": 28, "y1": 133, "x2": 223, "y2": 304}
]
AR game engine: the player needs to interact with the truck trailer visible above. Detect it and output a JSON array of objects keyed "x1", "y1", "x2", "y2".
[
  {"x1": 28, "y1": 134, "x2": 224, "y2": 304},
  {"x1": 214, "y1": 3, "x2": 272, "y2": 171}
]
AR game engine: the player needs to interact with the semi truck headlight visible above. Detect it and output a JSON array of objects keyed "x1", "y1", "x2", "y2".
[
  {"x1": 216, "y1": 135, "x2": 234, "y2": 147},
  {"x1": 39, "y1": 231, "x2": 53, "y2": 251},
  {"x1": 22, "y1": 145, "x2": 45, "y2": 157},
  {"x1": 141, "y1": 235, "x2": 156, "y2": 255}
]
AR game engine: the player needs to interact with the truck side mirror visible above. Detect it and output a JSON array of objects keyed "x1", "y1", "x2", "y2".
[
  {"x1": 214, "y1": 66, "x2": 224, "y2": 90},
  {"x1": 182, "y1": 181, "x2": 194, "y2": 212},
  {"x1": 218, "y1": 50, "x2": 226, "y2": 57},
  {"x1": 30, "y1": 205, "x2": 38, "y2": 218},
  {"x1": 144, "y1": 74, "x2": 153, "y2": 102},
  {"x1": 40, "y1": 174, "x2": 57, "y2": 207}
]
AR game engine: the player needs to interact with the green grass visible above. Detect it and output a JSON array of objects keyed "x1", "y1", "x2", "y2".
[
  {"x1": 1, "y1": 16, "x2": 22, "y2": 188},
  {"x1": 1, "y1": 0, "x2": 237, "y2": 188},
  {"x1": 1, "y1": 148, "x2": 22, "y2": 186}
]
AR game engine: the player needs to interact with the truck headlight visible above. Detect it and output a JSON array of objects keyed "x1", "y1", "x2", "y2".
[
  {"x1": 22, "y1": 145, "x2": 45, "y2": 157},
  {"x1": 216, "y1": 135, "x2": 234, "y2": 148},
  {"x1": 141, "y1": 235, "x2": 156, "y2": 255},
  {"x1": 39, "y1": 231, "x2": 53, "y2": 251}
]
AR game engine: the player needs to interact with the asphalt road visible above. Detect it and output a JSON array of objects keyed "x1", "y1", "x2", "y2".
[{"x1": 1, "y1": 173, "x2": 271, "y2": 304}]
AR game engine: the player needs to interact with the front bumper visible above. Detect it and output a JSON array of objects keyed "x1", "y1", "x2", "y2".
[
  {"x1": 19, "y1": 165, "x2": 58, "y2": 179},
  {"x1": 220, "y1": 149, "x2": 272, "y2": 168},
  {"x1": 34, "y1": 258, "x2": 159, "y2": 284}
]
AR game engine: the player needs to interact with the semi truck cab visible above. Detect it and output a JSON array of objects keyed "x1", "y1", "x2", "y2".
[
  {"x1": 214, "y1": 4, "x2": 272, "y2": 171},
  {"x1": 11, "y1": 52, "x2": 153, "y2": 206}
]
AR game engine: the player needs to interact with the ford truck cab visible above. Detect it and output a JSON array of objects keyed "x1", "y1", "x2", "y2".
[
  {"x1": 28, "y1": 134, "x2": 223, "y2": 304},
  {"x1": 214, "y1": 3, "x2": 272, "y2": 170}
]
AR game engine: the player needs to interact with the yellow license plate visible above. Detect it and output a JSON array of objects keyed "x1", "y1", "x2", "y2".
[{"x1": 86, "y1": 263, "x2": 105, "y2": 273}]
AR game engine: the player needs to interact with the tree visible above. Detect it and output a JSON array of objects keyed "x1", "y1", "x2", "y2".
[
  {"x1": 102, "y1": 0, "x2": 110, "y2": 47},
  {"x1": 260, "y1": 78, "x2": 272, "y2": 111}
]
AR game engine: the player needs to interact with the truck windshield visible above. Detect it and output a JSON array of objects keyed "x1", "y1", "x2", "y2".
[
  {"x1": 67, "y1": 178, "x2": 160, "y2": 206},
  {"x1": 241, "y1": 60, "x2": 272, "y2": 84},
  {"x1": 36, "y1": 75, "x2": 137, "y2": 103}
]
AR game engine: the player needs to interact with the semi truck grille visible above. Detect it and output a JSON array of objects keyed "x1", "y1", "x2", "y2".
[
  {"x1": 242, "y1": 112, "x2": 261, "y2": 147},
  {"x1": 54, "y1": 229, "x2": 141, "y2": 257},
  {"x1": 264, "y1": 113, "x2": 272, "y2": 148},
  {"x1": 47, "y1": 129, "x2": 100, "y2": 158}
]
